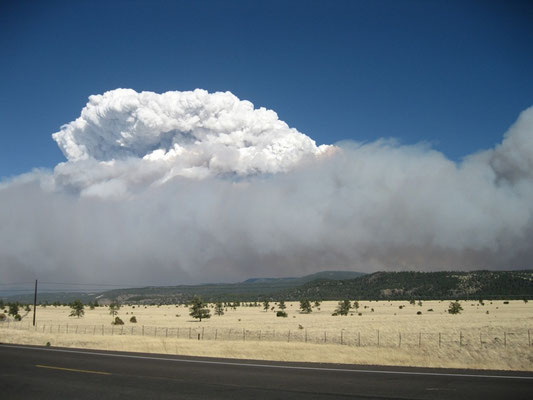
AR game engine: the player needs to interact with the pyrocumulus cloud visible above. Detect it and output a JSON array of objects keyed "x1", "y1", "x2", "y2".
[{"x1": 1, "y1": 89, "x2": 532, "y2": 285}]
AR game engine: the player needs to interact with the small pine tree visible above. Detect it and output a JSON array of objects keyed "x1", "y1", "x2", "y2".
[
  {"x1": 8, "y1": 303, "x2": 19, "y2": 317},
  {"x1": 189, "y1": 296, "x2": 211, "y2": 321},
  {"x1": 109, "y1": 302, "x2": 121, "y2": 317},
  {"x1": 278, "y1": 300, "x2": 287, "y2": 310},
  {"x1": 214, "y1": 302, "x2": 224, "y2": 316},
  {"x1": 299, "y1": 299, "x2": 312, "y2": 313},
  {"x1": 448, "y1": 301, "x2": 463, "y2": 315},
  {"x1": 314, "y1": 300, "x2": 321, "y2": 308},
  {"x1": 353, "y1": 301, "x2": 359, "y2": 310},
  {"x1": 263, "y1": 301, "x2": 270, "y2": 311},
  {"x1": 69, "y1": 300, "x2": 85, "y2": 318},
  {"x1": 333, "y1": 300, "x2": 351, "y2": 316}
]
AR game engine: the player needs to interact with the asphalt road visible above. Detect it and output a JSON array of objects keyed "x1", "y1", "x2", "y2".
[{"x1": 1, "y1": 343, "x2": 532, "y2": 399}]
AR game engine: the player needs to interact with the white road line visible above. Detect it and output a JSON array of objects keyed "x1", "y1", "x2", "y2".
[{"x1": 2, "y1": 343, "x2": 533, "y2": 380}]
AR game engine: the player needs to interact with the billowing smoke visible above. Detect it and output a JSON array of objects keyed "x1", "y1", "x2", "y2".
[{"x1": 1, "y1": 89, "x2": 532, "y2": 285}]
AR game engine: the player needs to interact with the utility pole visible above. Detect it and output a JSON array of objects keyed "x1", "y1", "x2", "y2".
[{"x1": 33, "y1": 279, "x2": 38, "y2": 326}]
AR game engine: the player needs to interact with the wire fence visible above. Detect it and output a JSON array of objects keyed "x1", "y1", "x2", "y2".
[{"x1": 1, "y1": 320, "x2": 532, "y2": 349}]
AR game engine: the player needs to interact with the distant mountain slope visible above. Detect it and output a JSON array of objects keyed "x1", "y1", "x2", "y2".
[
  {"x1": 4, "y1": 270, "x2": 365, "y2": 304},
  {"x1": 5, "y1": 270, "x2": 533, "y2": 304},
  {"x1": 284, "y1": 270, "x2": 533, "y2": 300},
  {"x1": 243, "y1": 271, "x2": 365, "y2": 284}
]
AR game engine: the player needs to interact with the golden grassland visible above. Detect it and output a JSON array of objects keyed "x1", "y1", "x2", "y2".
[{"x1": 1, "y1": 300, "x2": 533, "y2": 371}]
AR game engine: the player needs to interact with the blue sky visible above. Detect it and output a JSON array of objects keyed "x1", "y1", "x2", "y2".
[{"x1": 1, "y1": 0, "x2": 532, "y2": 178}]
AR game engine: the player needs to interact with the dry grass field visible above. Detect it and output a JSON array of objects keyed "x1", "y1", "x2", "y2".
[{"x1": 2, "y1": 300, "x2": 533, "y2": 371}]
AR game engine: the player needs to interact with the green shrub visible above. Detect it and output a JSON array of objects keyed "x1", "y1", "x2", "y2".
[
  {"x1": 129, "y1": 316, "x2": 137, "y2": 323},
  {"x1": 276, "y1": 311, "x2": 287, "y2": 317},
  {"x1": 112, "y1": 317, "x2": 124, "y2": 325},
  {"x1": 14, "y1": 314, "x2": 22, "y2": 321},
  {"x1": 448, "y1": 301, "x2": 463, "y2": 315}
]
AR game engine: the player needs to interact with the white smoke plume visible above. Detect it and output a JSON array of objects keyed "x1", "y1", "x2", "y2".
[{"x1": 1, "y1": 89, "x2": 532, "y2": 285}]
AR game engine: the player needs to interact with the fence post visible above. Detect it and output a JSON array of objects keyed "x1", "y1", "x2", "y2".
[
  {"x1": 259, "y1": 330, "x2": 261, "y2": 341},
  {"x1": 460, "y1": 331, "x2": 462, "y2": 347},
  {"x1": 480, "y1": 331, "x2": 482, "y2": 347},
  {"x1": 418, "y1": 332, "x2": 421, "y2": 348},
  {"x1": 102, "y1": 324, "x2": 104, "y2": 336},
  {"x1": 399, "y1": 332, "x2": 401, "y2": 347},
  {"x1": 177, "y1": 327, "x2": 179, "y2": 338},
  {"x1": 341, "y1": 330, "x2": 343, "y2": 345},
  {"x1": 377, "y1": 330, "x2": 380, "y2": 347},
  {"x1": 93, "y1": 326, "x2": 96, "y2": 335},
  {"x1": 76, "y1": 325, "x2": 78, "y2": 334},
  {"x1": 243, "y1": 328, "x2": 245, "y2": 341},
  {"x1": 439, "y1": 332, "x2": 441, "y2": 348},
  {"x1": 288, "y1": 330, "x2": 291, "y2": 343},
  {"x1": 189, "y1": 327, "x2": 191, "y2": 339},
  {"x1": 142, "y1": 325, "x2": 145, "y2": 336},
  {"x1": 166, "y1": 327, "x2": 169, "y2": 338},
  {"x1": 66, "y1": 323, "x2": 68, "y2": 334},
  {"x1": 529, "y1": 329, "x2": 531, "y2": 346},
  {"x1": 358, "y1": 332, "x2": 361, "y2": 347},
  {"x1": 504, "y1": 332, "x2": 507, "y2": 347},
  {"x1": 215, "y1": 329, "x2": 218, "y2": 341},
  {"x1": 324, "y1": 331, "x2": 327, "y2": 343}
]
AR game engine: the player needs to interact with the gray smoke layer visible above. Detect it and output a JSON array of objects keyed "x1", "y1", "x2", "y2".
[{"x1": 1, "y1": 89, "x2": 532, "y2": 285}]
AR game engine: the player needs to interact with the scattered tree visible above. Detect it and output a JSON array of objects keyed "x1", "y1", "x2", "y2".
[
  {"x1": 314, "y1": 301, "x2": 321, "y2": 308},
  {"x1": 129, "y1": 316, "x2": 137, "y2": 323},
  {"x1": 189, "y1": 296, "x2": 211, "y2": 321},
  {"x1": 299, "y1": 299, "x2": 312, "y2": 313},
  {"x1": 353, "y1": 301, "x2": 359, "y2": 310},
  {"x1": 14, "y1": 314, "x2": 21, "y2": 321},
  {"x1": 332, "y1": 300, "x2": 351, "y2": 316},
  {"x1": 109, "y1": 302, "x2": 121, "y2": 317},
  {"x1": 448, "y1": 301, "x2": 463, "y2": 315},
  {"x1": 214, "y1": 302, "x2": 224, "y2": 316},
  {"x1": 0, "y1": 313, "x2": 6, "y2": 321},
  {"x1": 69, "y1": 300, "x2": 85, "y2": 318},
  {"x1": 263, "y1": 301, "x2": 270, "y2": 311},
  {"x1": 278, "y1": 300, "x2": 287, "y2": 310},
  {"x1": 8, "y1": 303, "x2": 19, "y2": 317}
]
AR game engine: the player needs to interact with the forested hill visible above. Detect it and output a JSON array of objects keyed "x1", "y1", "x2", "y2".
[
  {"x1": 283, "y1": 270, "x2": 533, "y2": 300},
  {"x1": 4, "y1": 270, "x2": 533, "y2": 304}
]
